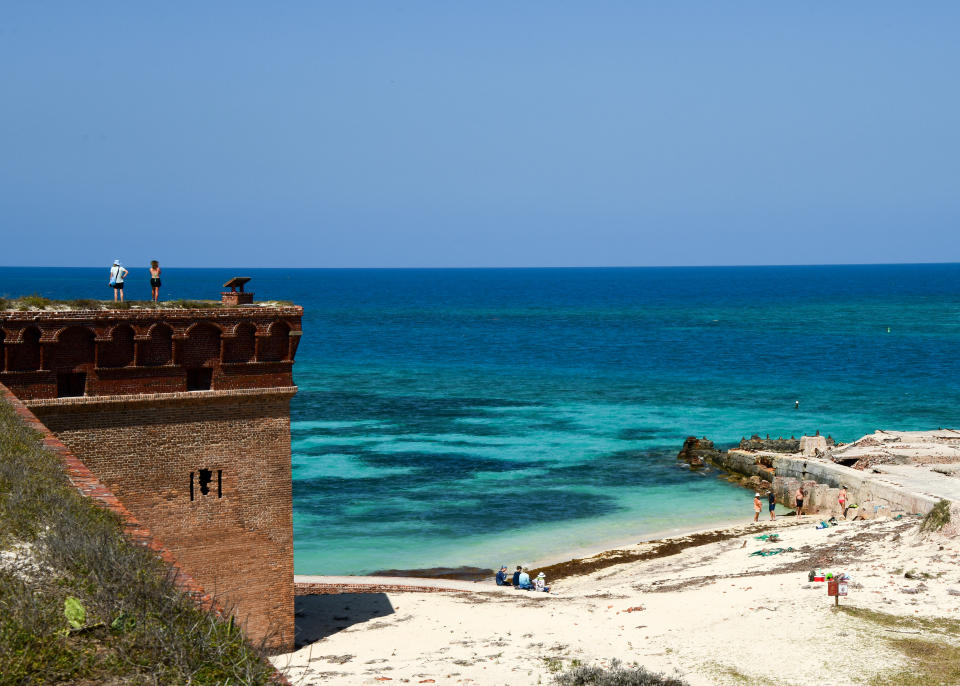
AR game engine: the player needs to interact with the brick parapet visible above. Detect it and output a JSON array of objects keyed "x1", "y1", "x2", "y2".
[
  {"x1": 1, "y1": 306, "x2": 302, "y2": 400},
  {"x1": 22, "y1": 386, "x2": 297, "y2": 409},
  {"x1": 0, "y1": 305, "x2": 303, "y2": 320}
]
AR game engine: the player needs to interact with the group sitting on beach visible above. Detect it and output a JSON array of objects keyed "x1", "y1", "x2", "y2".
[{"x1": 495, "y1": 565, "x2": 550, "y2": 592}]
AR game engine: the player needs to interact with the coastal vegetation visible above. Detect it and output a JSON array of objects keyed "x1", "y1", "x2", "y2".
[
  {"x1": 0, "y1": 294, "x2": 293, "y2": 311},
  {"x1": 553, "y1": 659, "x2": 688, "y2": 686},
  {"x1": 919, "y1": 498, "x2": 951, "y2": 533},
  {"x1": 838, "y1": 606, "x2": 960, "y2": 686},
  {"x1": 0, "y1": 400, "x2": 278, "y2": 684}
]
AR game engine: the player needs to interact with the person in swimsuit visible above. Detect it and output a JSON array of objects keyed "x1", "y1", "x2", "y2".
[
  {"x1": 768, "y1": 490, "x2": 776, "y2": 520},
  {"x1": 795, "y1": 486, "x2": 805, "y2": 519},
  {"x1": 838, "y1": 486, "x2": 847, "y2": 517},
  {"x1": 753, "y1": 493, "x2": 761, "y2": 522},
  {"x1": 149, "y1": 260, "x2": 162, "y2": 302},
  {"x1": 109, "y1": 259, "x2": 128, "y2": 302}
]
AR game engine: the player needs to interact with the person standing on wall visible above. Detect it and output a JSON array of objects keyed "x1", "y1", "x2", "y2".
[
  {"x1": 109, "y1": 259, "x2": 128, "y2": 302},
  {"x1": 149, "y1": 260, "x2": 162, "y2": 302}
]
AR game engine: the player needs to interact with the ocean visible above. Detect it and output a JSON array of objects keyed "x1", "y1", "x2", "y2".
[{"x1": 2, "y1": 264, "x2": 959, "y2": 575}]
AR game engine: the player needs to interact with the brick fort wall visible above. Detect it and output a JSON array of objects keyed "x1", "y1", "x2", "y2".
[
  {"x1": 28, "y1": 389, "x2": 295, "y2": 649},
  {"x1": 1, "y1": 305, "x2": 303, "y2": 652}
]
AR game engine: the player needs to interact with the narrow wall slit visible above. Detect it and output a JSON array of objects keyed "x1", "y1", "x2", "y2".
[
  {"x1": 190, "y1": 469, "x2": 222, "y2": 500},
  {"x1": 198, "y1": 469, "x2": 212, "y2": 496}
]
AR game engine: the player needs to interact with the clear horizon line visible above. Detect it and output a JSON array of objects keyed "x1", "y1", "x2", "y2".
[{"x1": 1, "y1": 260, "x2": 959, "y2": 270}]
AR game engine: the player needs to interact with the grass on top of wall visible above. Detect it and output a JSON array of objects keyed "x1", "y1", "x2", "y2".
[
  {"x1": 0, "y1": 399, "x2": 280, "y2": 685},
  {"x1": 0, "y1": 295, "x2": 261, "y2": 311}
]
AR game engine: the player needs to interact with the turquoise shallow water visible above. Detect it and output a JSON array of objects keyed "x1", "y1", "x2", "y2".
[{"x1": 2, "y1": 265, "x2": 959, "y2": 574}]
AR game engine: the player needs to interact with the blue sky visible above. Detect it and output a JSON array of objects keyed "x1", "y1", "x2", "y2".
[{"x1": 1, "y1": 3, "x2": 958, "y2": 267}]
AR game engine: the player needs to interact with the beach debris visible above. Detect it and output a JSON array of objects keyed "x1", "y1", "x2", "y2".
[
  {"x1": 901, "y1": 584, "x2": 928, "y2": 594},
  {"x1": 754, "y1": 533, "x2": 781, "y2": 542},
  {"x1": 320, "y1": 655, "x2": 354, "y2": 664},
  {"x1": 624, "y1": 606, "x2": 645, "y2": 613},
  {"x1": 749, "y1": 547, "x2": 794, "y2": 557}
]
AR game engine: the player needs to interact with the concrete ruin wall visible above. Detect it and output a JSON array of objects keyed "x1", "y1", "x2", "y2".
[{"x1": 711, "y1": 450, "x2": 938, "y2": 518}]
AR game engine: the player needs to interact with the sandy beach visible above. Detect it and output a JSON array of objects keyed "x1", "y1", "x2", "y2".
[{"x1": 273, "y1": 511, "x2": 960, "y2": 685}]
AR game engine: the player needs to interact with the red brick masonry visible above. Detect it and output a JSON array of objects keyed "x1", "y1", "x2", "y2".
[
  {"x1": 0, "y1": 385, "x2": 292, "y2": 682},
  {"x1": 0, "y1": 382, "x2": 214, "y2": 605},
  {"x1": 1, "y1": 306, "x2": 302, "y2": 654},
  {"x1": 25, "y1": 387, "x2": 297, "y2": 651},
  {"x1": 0, "y1": 306, "x2": 302, "y2": 400}
]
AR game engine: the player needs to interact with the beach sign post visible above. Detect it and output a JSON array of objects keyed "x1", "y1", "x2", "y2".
[{"x1": 827, "y1": 577, "x2": 848, "y2": 607}]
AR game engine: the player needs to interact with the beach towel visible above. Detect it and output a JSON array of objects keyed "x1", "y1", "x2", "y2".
[{"x1": 749, "y1": 547, "x2": 795, "y2": 557}]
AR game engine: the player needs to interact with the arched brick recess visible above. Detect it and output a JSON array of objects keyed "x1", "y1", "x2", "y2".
[
  {"x1": 141, "y1": 325, "x2": 173, "y2": 367},
  {"x1": 100, "y1": 324, "x2": 135, "y2": 368},
  {"x1": 224, "y1": 322, "x2": 256, "y2": 363},
  {"x1": 183, "y1": 323, "x2": 222, "y2": 368},
  {"x1": 260, "y1": 321, "x2": 290, "y2": 362},
  {"x1": 8, "y1": 326, "x2": 41, "y2": 371},
  {"x1": 50, "y1": 326, "x2": 95, "y2": 371}
]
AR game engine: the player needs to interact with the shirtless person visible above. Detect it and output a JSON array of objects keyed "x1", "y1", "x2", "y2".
[
  {"x1": 753, "y1": 493, "x2": 762, "y2": 522},
  {"x1": 838, "y1": 486, "x2": 848, "y2": 518},
  {"x1": 795, "y1": 485, "x2": 805, "y2": 519}
]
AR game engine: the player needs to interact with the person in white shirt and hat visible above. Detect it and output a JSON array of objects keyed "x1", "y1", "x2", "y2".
[
  {"x1": 534, "y1": 572, "x2": 550, "y2": 593},
  {"x1": 109, "y1": 259, "x2": 129, "y2": 302}
]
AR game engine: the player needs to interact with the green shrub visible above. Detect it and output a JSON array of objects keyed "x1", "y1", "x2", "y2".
[
  {"x1": 169, "y1": 299, "x2": 221, "y2": 309},
  {"x1": 66, "y1": 299, "x2": 99, "y2": 310},
  {"x1": 18, "y1": 294, "x2": 51, "y2": 309},
  {"x1": 554, "y1": 659, "x2": 689, "y2": 686},
  {"x1": 920, "y1": 499, "x2": 951, "y2": 533}
]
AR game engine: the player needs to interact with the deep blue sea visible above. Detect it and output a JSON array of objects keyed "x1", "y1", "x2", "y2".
[{"x1": 2, "y1": 264, "x2": 959, "y2": 574}]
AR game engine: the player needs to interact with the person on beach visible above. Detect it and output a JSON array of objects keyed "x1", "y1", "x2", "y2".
[
  {"x1": 768, "y1": 490, "x2": 776, "y2": 521},
  {"x1": 795, "y1": 486, "x2": 805, "y2": 519},
  {"x1": 839, "y1": 486, "x2": 848, "y2": 517},
  {"x1": 149, "y1": 260, "x2": 162, "y2": 302},
  {"x1": 516, "y1": 568, "x2": 534, "y2": 590},
  {"x1": 109, "y1": 259, "x2": 128, "y2": 302},
  {"x1": 753, "y1": 493, "x2": 762, "y2": 522},
  {"x1": 512, "y1": 565, "x2": 521, "y2": 589},
  {"x1": 535, "y1": 572, "x2": 550, "y2": 593},
  {"x1": 496, "y1": 566, "x2": 509, "y2": 586}
]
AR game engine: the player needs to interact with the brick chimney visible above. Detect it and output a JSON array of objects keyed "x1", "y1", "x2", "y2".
[{"x1": 221, "y1": 276, "x2": 253, "y2": 305}]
